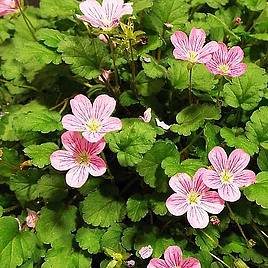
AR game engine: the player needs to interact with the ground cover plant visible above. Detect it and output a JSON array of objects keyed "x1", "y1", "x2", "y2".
[{"x1": 0, "y1": 0, "x2": 268, "y2": 267}]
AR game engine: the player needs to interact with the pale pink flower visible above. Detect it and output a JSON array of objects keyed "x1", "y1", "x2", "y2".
[
  {"x1": 148, "y1": 246, "x2": 200, "y2": 268},
  {"x1": 126, "y1": 260, "x2": 135, "y2": 267},
  {"x1": 98, "y1": 34, "x2": 109, "y2": 43},
  {"x1": 78, "y1": 0, "x2": 133, "y2": 31},
  {"x1": 155, "y1": 118, "x2": 170, "y2": 130},
  {"x1": 171, "y1": 28, "x2": 218, "y2": 64},
  {"x1": 166, "y1": 169, "x2": 225, "y2": 229},
  {"x1": 206, "y1": 43, "x2": 247, "y2": 77},
  {"x1": 62, "y1": 94, "x2": 122, "y2": 143},
  {"x1": 139, "y1": 245, "x2": 153, "y2": 259},
  {"x1": 99, "y1": 69, "x2": 112, "y2": 83},
  {"x1": 201, "y1": 146, "x2": 256, "y2": 202},
  {"x1": 139, "y1": 108, "x2": 152, "y2": 123},
  {"x1": 26, "y1": 209, "x2": 38, "y2": 228},
  {"x1": 50, "y1": 131, "x2": 106, "y2": 188},
  {"x1": 0, "y1": 0, "x2": 19, "y2": 16}
]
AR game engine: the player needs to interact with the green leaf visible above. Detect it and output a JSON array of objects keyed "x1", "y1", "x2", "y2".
[
  {"x1": 76, "y1": 227, "x2": 105, "y2": 254},
  {"x1": 221, "y1": 234, "x2": 246, "y2": 254},
  {"x1": 138, "y1": 35, "x2": 163, "y2": 54},
  {"x1": 142, "y1": 55, "x2": 166, "y2": 79},
  {"x1": 0, "y1": 217, "x2": 41, "y2": 267},
  {"x1": 244, "y1": 172, "x2": 268, "y2": 208},
  {"x1": 250, "y1": 33, "x2": 268, "y2": 41},
  {"x1": 167, "y1": 60, "x2": 188, "y2": 91},
  {"x1": 58, "y1": 37, "x2": 110, "y2": 79},
  {"x1": 106, "y1": 120, "x2": 157, "y2": 167},
  {"x1": 36, "y1": 205, "x2": 77, "y2": 245},
  {"x1": 101, "y1": 224, "x2": 124, "y2": 252},
  {"x1": 24, "y1": 142, "x2": 58, "y2": 168},
  {"x1": 36, "y1": 28, "x2": 66, "y2": 48},
  {"x1": 0, "y1": 148, "x2": 20, "y2": 178},
  {"x1": 127, "y1": 194, "x2": 149, "y2": 222},
  {"x1": 81, "y1": 187, "x2": 126, "y2": 227},
  {"x1": 220, "y1": 127, "x2": 259, "y2": 156},
  {"x1": 238, "y1": 0, "x2": 267, "y2": 11},
  {"x1": 223, "y1": 64, "x2": 268, "y2": 110},
  {"x1": 148, "y1": 193, "x2": 168, "y2": 216},
  {"x1": 137, "y1": 141, "x2": 179, "y2": 192},
  {"x1": 204, "y1": 123, "x2": 220, "y2": 152},
  {"x1": 257, "y1": 149, "x2": 268, "y2": 171},
  {"x1": 133, "y1": 0, "x2": 153, "y2": 14},
  {"x1": 171, "y1": 104, "x2": 221, "y2": 136},
  {"x1": 121, "y1": 227, "x2": 137, "y2": 251},
  {"x1": 194, "y1": 226, "x2": 220, "y2": 251},
  {"x1": 192, "y1": 0, "x2": 228, "y2": 9}
]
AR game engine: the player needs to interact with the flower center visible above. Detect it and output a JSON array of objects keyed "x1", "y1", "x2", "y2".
[
  {"x1": 187, "y1": 191, "x2": 200, "y2": 205},
  {"x1": 76, "y1": 151, "x2": 90, "y2": 165},
  {"x1": 87, "y1": 119, "x2": 102, "y2": 133},
  {"x1": 188, "y1": 51, "x2": 198, "y2": 63},
  {"x1": 218, "y1": 64, "x2": 229, "y2": 74},
  {"x1": 220, "y1": 170, "x2": 233, "y2": 184}
]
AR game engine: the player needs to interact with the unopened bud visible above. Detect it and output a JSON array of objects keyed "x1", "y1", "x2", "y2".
[
  {"x1": 138, "y1": 245, "x2": 153, "y2": 259},
  {"x1": 126, "y1": 260, "x2": 135, "y2": 267},
  {"x1": 210, "y1": 216, "x2": 221, "y2": 225},
  {"x1": 233, "y1": 17, "x2": 242, "y2": 25},
  {"x1": 234, "y1": 258, "x2": 249, "y2": 268}
]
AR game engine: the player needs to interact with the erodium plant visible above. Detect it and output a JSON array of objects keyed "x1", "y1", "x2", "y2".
[{"x1": 0, "y1": 0, "x2": 268, "y2": 267}]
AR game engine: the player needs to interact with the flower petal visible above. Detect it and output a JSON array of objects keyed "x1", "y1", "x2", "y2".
[
  {"x1": 61, "y1": 131, "x2": 86, "y2": 153},
  {"x1": 197, "y1": 41, "x2": 219, "y2": 63},
  {"x1": 66, "y1": 165, "x2": 89, "y2": 188},
  {"x1": 202, "y1": 169, "x2": 222, "y2": 189},
  {"x1": 88, "y1": 155, "x2": 106, "y2": 176},
  {"x1": 147, "y1": 259, "x2": 168, "y2": 268},
  {"x1": 233, "y1": 169, "x2": 256, "y2": 188},
  {"x1": 155, "y1": 118, "x2": 170, "y2": 130},
  {"x1": 212, "y1": 42, "x2": 228, "y2": 66},
  {"x1": 164, "y1": 246, "x2": 182, "y2": 267},
  {"x1": 171, "y1": 31, "x2": 189, "y2": 60},
  {"x1": 208, "y1": 146, "x2": 228, "y2": 172},
  {"x1": 70, "y1": 94, "x2": 92, "y2": 123},
  {"x1": 181, "y1": 257, "x2": 201, "y2": 268},
  {"x1": 189, "y1": 28, "x2": 206, "y2": 52},
  {"x1": 206, "y1": 59, "x2": 221, "y2": 75},
  {"x1": 200, "y1": 191, "x2": 225, "y2": 214},
  {"x1": 166, "y1": 193, "x2": 189, "y2": 216},
  {"x1": 187, "y1": 207, "x2": 209, "y2": 229},
  {"x1": 120, "y1": 2, "x2": 133, "y2": 16},
  {"x1": 227, "y1": 46, "x2": 244, "y2": 66},
  {"x1": 218, "y1": 184, "x2": 241, "y2": 202},
  {"x1": 227, "y1": 149, "x2": 250, "y2": 174},
  {"x1": 192, "y1": 168, "x2": 210, "y2": 193},
  {"x1": 169, "y1": 173, "x2": 192, "y2": 195},
  {"x1": 62, "y1": 114, "x2": 86, "y2": 132},
  {"x1": 101, "y1": 116, "x2": 122, "y2": 132},
  {"x1": 228, "y1": 63, "x2": 247, "y2": 77},
  {"x1": 50, "y1": 150, "x2": 76, "y2": 171},
  {"x1": 82, "y1": 131, "x2": 105, "y2": 143},
  {"x1": 92, "y1": 94, "x2": 116, "y2": 120},
  {"x1": 87, "y1": 138, "x2": 106, "y2": 155}
]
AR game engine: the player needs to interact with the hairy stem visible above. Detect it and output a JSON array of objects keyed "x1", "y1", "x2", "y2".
[
  {"x1": 188, "y1": 68, "x2": 193, "y2": 105},
  {"x1": 209, "y1": 252, "x2": 231, "y2": 268},
  {"x1": 216, "y1": 76, "x2": 224, "y2": 108},
  {"x1": 129, "y1": 39, "x2": 137, "y2": 96},
  {"x1": 252, "y1": 223, "x2": 268, "y2": 250}
]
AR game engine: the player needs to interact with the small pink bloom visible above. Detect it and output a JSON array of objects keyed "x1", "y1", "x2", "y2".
[
  {"x1": 98, "y1": 34, "x2": 109, "y2": 43},
  {"x1": 155, "y1": 118, "x2": 170, "y2": 130},
  {"x1": 171, "y1": 28, "x2": 218, "y2": 64},
  {"x1": 50, "y1": 131, "x2": 106, "y2": 188},
  {"x1": 148, "y1": 246, "x2": 201, "y2": 268},
  {"x1": 233, "y1": 17, "x2": 242, "y2": 25},
  {"x1": 139, "y1": 245, "x2": 153, "y2": 259},
  {"x1": 210, "y1": 215, "x2": 221, "y2": 225},
  {"x1": 62, "y1": 94, "x2": 122, "y2": 143},
  {"x1": 126, "y1": 260, "x2": 135, "y2": 267},
  {"x1": 78, "y1": 0, "x2": 133, "y2": 31},
  {"x1": 139, "y1": 108, "x2": 152, "y2": 123},
  {"x1": 206, "y1": 43, "x2": 247, "y2": 77},
  {"x1": 0, "y1": 0, "x2": 19, "y2": 17},
  {"x1": 201, "y1": 147, "x2": 256, "y2": 202},
  {"x1": 99, "y1": 69, "x2": 112, "y2": 83},
  {"x1": 166, "y1": 169, "x2": 225, "y2": 229},
  {"x1": 26, "y1": 209, "x2": 38, "y2": 228}
]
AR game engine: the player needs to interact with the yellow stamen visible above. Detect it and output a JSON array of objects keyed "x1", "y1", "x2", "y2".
[
  {"x1": 87, "y1": 119, "x2": 102, "y2": 132},
  {"x1": 220, "y1": 170, "x2": 233, "y2": 184},
  {"x1": 188, "y1": 51, "x2": 198, "y2": 63},
  {"x1": 76, "y1": 152, "x2": 90, "y2": 165},
  {"x1": 187, "y1": 191, "x2": 200, "y2": 205},
  {"x1": 218, "y1": 64, "x2": 229, "y2": 74}
]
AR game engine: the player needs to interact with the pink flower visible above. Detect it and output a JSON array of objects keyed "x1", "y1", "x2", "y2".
[
  {"x1": 0, "y1": 0, "x2": 19, "y2": 17},
  {"x1": 78, "y1": 0, "x2": 133, "y2": 31},
  {"x1": 98, "y1": 34, "x2": 109, "y2": 43},
  {"x1": 206, "y1": 43, "x2": 247, "y2": 77},
  {"x1": 139, "y1": 245, "x2": 153, "y2": 259},
  {"x1": 126, "y1": 260, "x2": 135, "y2": 267},
  {"x1": 166, "y1": 169, "x2": 225, "y2": 229},
  {"x1": 210, "y1": 215, "x2": 220, "y2": 225},
  {"x1": 148, "y1": 246, "x2": 200, "y2": 268},
  {"x1": 201, "y1": 147, "x2": 256, "y2": 202},
  {"x1": 50, "y1": 131, "x2": 106, "y2": 188},
  {"x1": 62, "y1": 94, "x2": 122, "y2": 143},
  {"x1": 26, "y1": 209, "x2": 38, "y2": 228},
  {"x1": 155, "y1": 118, "x2": 170, "y2": 130},
  {"x1": 139, "y1": 108, "x2": 152, "y2": 123},
  {"x1": 99, "y1": 69, "x2": 112, "y2": 83},
  {"x1": 171, "y1": 28, "x2": 218, "y2": 64}
]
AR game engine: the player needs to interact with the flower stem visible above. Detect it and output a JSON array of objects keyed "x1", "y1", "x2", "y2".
[
  {"x1": 216, "y1": 76, "x2": 224, "y2": 108},
  {"x1": 252, "y1": 223, "x2": 268, "y2": 250},
  {"x1": 226, "y1": 202, "x2": 249, "y2": 246},
  {"x1": 188, "y1": 67, "x2": 193, "y2": 105},
  {"x1": 209, "y1": 252, "x2": 231, "y2": 268},
  {"x1": 129, "y1": 39, "x2": 137, "y2": 96}
]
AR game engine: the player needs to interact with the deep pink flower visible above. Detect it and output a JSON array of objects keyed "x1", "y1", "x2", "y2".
[
  {"x1": 0, "y1": 0, "x2": 19, "y2": 16},
  {"x1": 202, "y1": 147, "x2": 256, "y2": 202},
  {"x1": 148, "y1": 246, "x2": 200, "y2": 268},
  {"x1": 171, "y1": 28, "x2": 218, "y2": 64},
  {"x1": 78, "y1": 0, "x2": 133, "y2": 31},
  {"x1": 206, "y1": 43, "x2": 247, "y2": 77},
  {"x1": 166, "y1": 169, "x2": 224, "y2": 229},
  {"x1": 62, "y1": 94, "x2": 122, "y2": 143},
  {"x1": 139, "y1": 108, "x2": 152, "y2": 123},
  {"x1": 26, "y1": 209, "x2": 38, "y2": 228},
  {"x1": 139, "y1": 245, "x2": 153, "y2": 259},
  {"x1": 50, "y1": 131, "x2": 106, "y2": 188}
]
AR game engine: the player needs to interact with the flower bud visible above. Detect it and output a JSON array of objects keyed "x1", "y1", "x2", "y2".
[
  {"x1": 138, "y1": 245, "x2": 153, "y2": 259},
  {"x1": 126, "y1": 260, "x2": 135, "y2": 267},
  {"x1": 26, "y1": 209, "x2": 38, "y2": 228},
  {"x1": 234, "y1": 258, "x2": 249, "y2": 268},
  {"x1": 233, "y1": 17, "x2": 242, "y2": 25},
  {"x1": 210, "y1": 216, "x2": 221, "y2": 225}
]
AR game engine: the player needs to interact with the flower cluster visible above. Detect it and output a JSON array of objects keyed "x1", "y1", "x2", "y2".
[
  {"x1": 50, "y1": 94, "x2": 122, "y2": 188},
  {"x1": 166, "y1": 147, "x2": 256, "y2": 229},
  {"x1": 0, "y1": 0, "x2": 19, "y2": 17},
  {"x1": 171, "y1": 28, "x2": 247, "y2": 77}
]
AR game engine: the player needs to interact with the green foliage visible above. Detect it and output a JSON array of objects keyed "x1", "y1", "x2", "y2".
[
  {"x1": 127, "y1": 194, "x2": 149, "y2": 221},
  {"x1": 194, "y1": 226, "x2": 220, "y2": 251}
]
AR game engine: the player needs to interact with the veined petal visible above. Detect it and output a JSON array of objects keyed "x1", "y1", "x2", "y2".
[
  {"x1": 166, "y1": 193, "x2": 189, "y2": 216},
  {"x1": 187, "y1": 206, "x2": 209, "y2": 229},
  {"x1": 192, "y1": 168, "x2": 210, "y2": 193},
  {"x1": 171, "y1": 31, "x2": 189, "y2": 56},
  {"x1": 206, "y1": 59, "x2": 221, "y2": 75},
  {"x1": 228, "y1": 63, "x2": 247, "y2": 77},
  {"x1": 147, "y1": 259, "x2": 168, "y2": 268},
  {"x1": 233, "y1": 169, "x2": 256, "y2": 188},
  {"x1": 173, "y1": 48, "x2": 189, "y2": 61},
  {"x1": 202, "y1": 169, "x2": 222, "y2": 189},
  {"x1": 70, "y1": 94, "x2": 93, "y2": 122},
  {"x1": 200, "y1": 191, "x2": 225, "y2": 214},
  {"x1": 164, "y1": 246, "x2": 182, "y2": 267},
  {"x1": 218, "y1": 184, "x2": 241, "y2": 202},
  {"x1": 62, "y1": 114, "x2": 86, "y2": 132},
  {"x1": 87, "y1": 138, "x2": 106, "y2": 155},
  {"x1": 189, "y1": 28, "x2": 206, "y2": 52},
  {"x1": 169, "y1": 173, "x2": 192, "y2": 195},
  {"x1": 227, "y1": 149, "x2": 250, "y2": 174},
  {"x1": 103, "y1": 0, "x2": 122, "y2": 19},
  {"x1": 101, "y1": 116, "x2": 122, "y2": 132},
  {"x1": 82, "y1": 131, "x2": 105, "y2": 143},
  {"x1": 208, "y1": 146, "x2": 228, "y2": 172},
  {"x1": 61, "y1": 131, "x2": 87, "y2": 153},
  {"x1": 120, "y1": 2, "x2": 133, "y2": 16},
  {"x1": 197, "y1": 41, "x2": 219, "y2": 64},
  {"x1": 88, "y1": 155, "x2": 106, "y2": 176},
  {"x1": 181, "y1": 257, "x2": 201, "y2": 268},
  {"x1": 66, "y1": 165, "x2": 89, "y2": 188},
  {"x1": 212, "y1": 42, "x2": 228, "y2": 66},
  {"x1": 50, "y1": 150, "x2": 76, "y2": 171},
  {"x1": 227, "y1": 46, "x2": 244, "y2": 66},
  {"x1": 92, "y1": 94, "x2": 116, "y2": 120}
]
